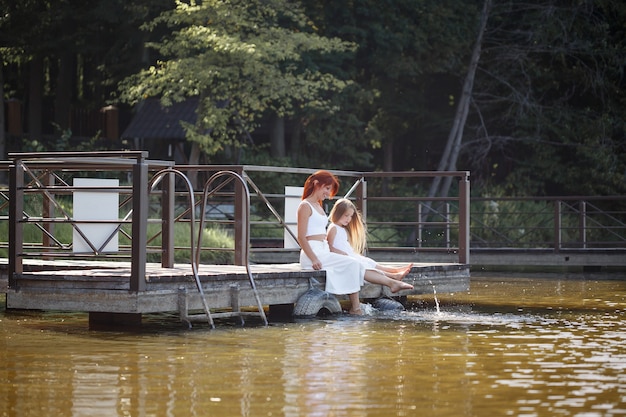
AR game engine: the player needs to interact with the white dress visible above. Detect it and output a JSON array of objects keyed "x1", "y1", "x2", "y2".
[
  {"x1": 330, "y1": 223, "x2": 378, "y2": 270},
  {"x1": 298, "y1": 201, "x2": 364, "y2": 294}
]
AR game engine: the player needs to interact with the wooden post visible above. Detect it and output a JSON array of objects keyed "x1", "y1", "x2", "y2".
[
  {"x1": 8, "y1": 160, "x2": 24, "y2": 287},
  {"x1": 7, "y1": 99, "x2": 22, "y2": 135},
  {"x1": 131, "y1": 156, "x2": 148, "y2": 291}
]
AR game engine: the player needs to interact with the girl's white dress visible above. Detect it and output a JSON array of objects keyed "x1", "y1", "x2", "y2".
[
  {"x1": 298, "y1": 201, "x2": 364, "y2": 294},
  {"x1": 330, "y1": 223, "x2": 378, "y2": 270}
]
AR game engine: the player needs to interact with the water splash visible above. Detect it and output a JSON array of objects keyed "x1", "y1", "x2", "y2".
[
  {"x1": 360, "y1": 303, "x2": 377, "y2": 316},
  {"x1": 428, "y1": 279, "x2": 440, "y2": 314}
]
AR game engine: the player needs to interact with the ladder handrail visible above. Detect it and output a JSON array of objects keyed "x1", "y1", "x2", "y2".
[
  {"x1": 150, "y1": 168, "x2": 215, "y2": 328},
  {"x1": 197, "y1": 170, "x2": 268, "y2": 327}
]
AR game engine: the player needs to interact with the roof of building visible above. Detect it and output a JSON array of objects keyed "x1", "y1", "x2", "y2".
[{"x1": 121, "y1": 97, "x2": 198, "y2": 140}]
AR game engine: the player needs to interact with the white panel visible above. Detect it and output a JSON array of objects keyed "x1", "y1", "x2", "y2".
[
  {"x1": 73, "y1": 178, "x2": 119, "y2": 253},
  {"x1": 284, "y1": 186, "x2": 303, "y2": 249}
]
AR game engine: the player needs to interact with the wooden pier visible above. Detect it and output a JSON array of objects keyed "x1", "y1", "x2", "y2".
[
  {"x1": 3, "y1": 152, "x2": 472, "y2": 328},
  {"x1": 2, "y1": 259, "x2": 469, "y2": 327}
]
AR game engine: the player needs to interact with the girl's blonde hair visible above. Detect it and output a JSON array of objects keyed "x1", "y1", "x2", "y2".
[{"x1": 329, "y1": 198, "x2": 367, "y2": 254}]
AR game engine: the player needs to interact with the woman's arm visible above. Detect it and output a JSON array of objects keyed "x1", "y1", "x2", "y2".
[{"x1": 297, "y1": 203, "x2": 322, "y2": 270}]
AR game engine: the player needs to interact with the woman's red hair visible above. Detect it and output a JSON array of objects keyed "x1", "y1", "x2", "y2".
[{"x1": 301, "y1": 170, "x2": 339, "y2": 205}]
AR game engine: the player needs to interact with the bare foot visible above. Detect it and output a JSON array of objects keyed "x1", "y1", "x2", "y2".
[
  {"x1": 389, "y1": 271, "x2": 403, "y2": 280},
  {"x1": 390, "y1": 281, "x2": 414, "y2": 293},
  {"x1": 349, "y1": 308, "x2": 363, "y2": 315},
  {"x1": 389, "y1": 264, "x2": 414, "y2": 280}
]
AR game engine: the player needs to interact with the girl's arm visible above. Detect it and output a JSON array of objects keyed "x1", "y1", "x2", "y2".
[
  {"x1": 327, "y1": 224, "x2": 348, "y2": 255},
  {"x1": 297, "y1": 203, "x2": 322, "y2": 270}
]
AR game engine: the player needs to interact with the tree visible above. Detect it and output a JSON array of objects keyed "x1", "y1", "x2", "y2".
[
  {"x1": 301, "y1": 0, "x2": 481, "y2": 172},
  {"x1": 117, "y1": 0, "x2": 355, "y2": 170},
  {"x1": 464, "y1": 0, "x2": 626, "y2": 195},
  {"x1": 428, "y1": 0, "x2": 492, "y2": 200},
  {"x1": 0, "y1": 0, "x2": 172, "y2": 145}
]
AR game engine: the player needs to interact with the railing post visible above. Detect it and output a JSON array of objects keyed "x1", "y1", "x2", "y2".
[
  {"x1": 445, "y1": 202, "x2": 451, "y2": 249},
  {"x1": 161, "y1": 169, "x2": 175, "y2": 268},
  {"x1": 554, "y1": 200, "x2": 562, "y2": 252},
  {"x1": 8, "y1": 160, "x2": 24, "y2": 287},
  {"x1": 355, "y1": 177, "x2": 367, "y2": 221},
  {"x1": 417, "y1": 203, "x2": 423, "y2": 248},
  {"x1": 131, "y1": 156, "x2": 148, "y2": 292},
  {"x1": 233, "y1": 167, "x2": 246, "y2": 266},
  {"x1": 458, "y1": 174, "x2": 470, "y2": 265},
  {"x1": 42, "y1": 171, "x2": 54, "y2": 260},
  {"x1": 579, "y1": 200, "x2": 587, "y2": 249}
]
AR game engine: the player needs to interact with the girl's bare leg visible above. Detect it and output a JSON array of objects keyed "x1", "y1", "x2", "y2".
[{"x1": 364, "y1": 270, "x2": 413, "y2": 293}]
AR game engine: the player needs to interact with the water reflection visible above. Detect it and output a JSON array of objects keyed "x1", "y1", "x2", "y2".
[{"x1": 0, "y1": 272, "x2": 625, "y2": 416}]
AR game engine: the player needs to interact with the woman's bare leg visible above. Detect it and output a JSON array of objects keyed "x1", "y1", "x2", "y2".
[{"x1": 348, "y1": 292, "x2": 362, "y2": 314}]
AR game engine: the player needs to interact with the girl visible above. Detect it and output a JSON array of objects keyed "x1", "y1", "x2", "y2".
[
  {"x1": 327, "y1": 198, "x2": 413, "y2": 280},
  {"x1": 297, "y1": 171, "x2": 413, "y2": 315}
]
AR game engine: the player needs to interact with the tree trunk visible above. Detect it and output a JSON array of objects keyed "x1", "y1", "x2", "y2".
[
  {"x1": 0, "y1": 62, "x2": 5, "y2": 183},
  {"x1": 187, "y1": 141, "x2": 201, "y2": 190},
  {"x1": 28, "y1": 56, "x2": 44, "y2": 141},
  {"x1": 290, "y1": 118, "x2": 302, "y2": 162},
  {"x1": 427, "y1": 0, "x2": 491, "y2": 201},
  {"x1": 270, "y1": 115, "x2": 285, "y2": 158},
  {"x1": 54, "y1": 53, "x2": 73, "y2": 131},
  {"x1": 383, "y1": 140, "x2": 393, "y2": 171},
  {"x1": 382, "y1": 140, "x2": 394, "y2": 194}
]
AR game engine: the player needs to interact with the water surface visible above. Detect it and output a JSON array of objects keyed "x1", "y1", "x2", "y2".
[{"x1": 1, "y1": 272, "x2": 625, "y2": 416}]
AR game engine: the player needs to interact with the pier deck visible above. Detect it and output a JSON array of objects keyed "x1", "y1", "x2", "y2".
[{"x1": 3, "y1": 260, "x2": 469, "y2": 317}]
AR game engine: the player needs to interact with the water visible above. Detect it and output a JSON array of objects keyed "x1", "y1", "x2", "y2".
[{"x1": 1, "y1": 272, "x2": 625, "y2": 417}]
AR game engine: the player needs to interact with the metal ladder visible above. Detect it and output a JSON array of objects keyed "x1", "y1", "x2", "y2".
[{"x1": 169, "y1": 170, "x2": 268, "y2": 328}]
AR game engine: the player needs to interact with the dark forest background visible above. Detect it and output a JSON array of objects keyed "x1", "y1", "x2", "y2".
[{"x1": 1, "y1": 0, "x2": 624, "y2": 197}]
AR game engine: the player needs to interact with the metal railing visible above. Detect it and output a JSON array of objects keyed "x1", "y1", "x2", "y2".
[
  {"x1": 1, "y1": 154, "x2": 471, "y2": 293},
  {"x1": 470, "y1": 196, "x2": 626, "y2": 251},
  {"x1": 5, "y1": 151, "x2": 172, "y2": 290},
  {"x1": 173, "y1": 166, "x2": 470, "y2": 263},
  {"x1": 2, "y1": 155, "x2": 625, "y2": 275}
]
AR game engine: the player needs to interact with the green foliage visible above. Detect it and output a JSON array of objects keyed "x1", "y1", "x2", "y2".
[
  {"x1": 1, "y1": 0, "x2": 173, "y2": 104},
  {"x1": 301, "y1": 0, "x2": 480, "y2": 171},
  {"x1": 117, "y1": 0, "x2": 355, "y2": 158},
  {"x1": 291, "y1": 85, "x2": 377, "y2": 170},
  {"x1": 3, "y1": 0, "x2": 624, "y2": 197},
  {"x1": 158, "y1": 223, "x2": 234, "y2": 264}
]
